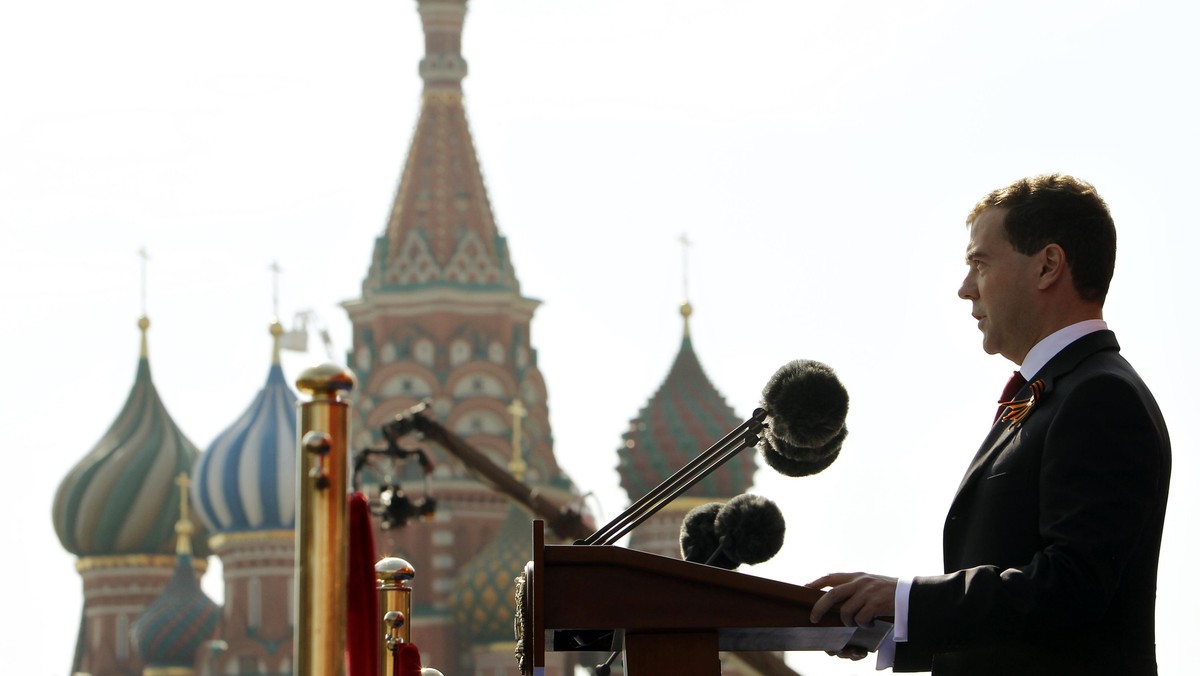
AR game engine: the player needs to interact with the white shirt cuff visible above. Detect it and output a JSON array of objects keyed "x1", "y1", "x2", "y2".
[
  {"x1": 873, "y1": 578, "x2": 911, "y2": 670},
  {"x1": 894, "y1": 577, "x2": 912, "y2": 642}
]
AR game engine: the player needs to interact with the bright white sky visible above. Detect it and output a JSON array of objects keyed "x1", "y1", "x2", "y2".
[{"x1": 3, "y1": 1, "x2": 1197, "y2": 674}]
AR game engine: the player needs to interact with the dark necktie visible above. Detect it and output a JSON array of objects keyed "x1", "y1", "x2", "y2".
[{"x1": 994, "y1": 371, "x2": 1027, "y2": 423}]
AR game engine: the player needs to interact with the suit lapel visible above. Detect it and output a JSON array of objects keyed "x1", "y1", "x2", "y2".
[
  {"x1": 952, "y1": 402, "x2": 1023, "y2": 502},
  {"x1": 949, "y1": 330, "x2": 1121, "y2": 509}
]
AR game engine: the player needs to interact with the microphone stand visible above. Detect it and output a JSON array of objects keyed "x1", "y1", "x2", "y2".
[{"x1": 582, "y1": 408, "x2": 767, "y2": 546}]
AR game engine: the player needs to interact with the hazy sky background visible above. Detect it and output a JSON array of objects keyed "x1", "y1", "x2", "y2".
[{"x1": 3, "y1": 1, "x2": 1197, "y2": 674}]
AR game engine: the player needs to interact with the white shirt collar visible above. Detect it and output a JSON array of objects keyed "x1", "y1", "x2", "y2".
[{"x1": 1019, "y1": 319, "x2": 1109, "y2": 380}]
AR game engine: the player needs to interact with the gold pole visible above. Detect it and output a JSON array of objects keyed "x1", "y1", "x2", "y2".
[
  {"x1": 376, "y1": 557, "x2": 415, "y2": 676},
  {"x1": 294, "y1": 363, "x2": 356, "y2": 676}
]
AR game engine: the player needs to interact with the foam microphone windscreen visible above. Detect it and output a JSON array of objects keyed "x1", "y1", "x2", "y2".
[
  {"x1": 713, "y1": 493, "x2": 786, "y2": 565},
  {"x1": 760, "y1": 425, "x2": 846, "y2": 477},
  {"x1": 760, "y1": 360, "x2": 849, "y2": 449},
  {"x1": 679, "y1": 502, "x2": 738, "y2": 569}
]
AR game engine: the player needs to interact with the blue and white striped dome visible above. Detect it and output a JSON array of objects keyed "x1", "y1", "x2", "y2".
[{"x1": 194, "y1": 327, "x2": 299, "y2": 534}]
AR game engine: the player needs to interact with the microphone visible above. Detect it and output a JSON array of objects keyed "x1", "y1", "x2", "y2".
[
  {"x1": 584, "y1": 359, "x2": 847, "y2": 546},
  {"x1": 680, "y1": 494, "x2": 786, "y2": 569},
  {"x1": 758, "y1": 360, "x2": 848, "y2": 477},
  {"x1": 679, "y1": 502, "x2": 737, "y2": 569}
]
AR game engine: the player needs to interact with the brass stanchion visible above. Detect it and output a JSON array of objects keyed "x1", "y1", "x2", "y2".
[
  {"x1": 294, "y1": 363, "x2": 355, "y2": 676},
  {"x1": 377, "y1": 557, "x2": 416, "y2": 675}
]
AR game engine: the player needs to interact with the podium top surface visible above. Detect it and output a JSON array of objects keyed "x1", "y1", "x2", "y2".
[{"x1": 542, "y1": 542, "x2": 832, "y2": 631}]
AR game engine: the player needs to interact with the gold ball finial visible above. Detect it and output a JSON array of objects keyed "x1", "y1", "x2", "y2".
[
  {"x1": 269, "y1": 318, "x2": 285, "y2": 365},
  {"x1": 680, "y1": 302, "x2": 693, "y2": 337},
  {"x1": 138, "y1": 315, "x2": 152, "y2": 358},
  {"x1": 376, "y1": 557, "x2": 417, "y2": 587},
  {"x1": 175, "y1": 519, "x2": 195, "y2": 537},
  {"x1": 296, "y1": 363, "x2": 356, "y2": 399}
]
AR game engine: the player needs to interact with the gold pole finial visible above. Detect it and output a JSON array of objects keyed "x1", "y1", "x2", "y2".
[
  {"x1": 174, "y1": 472, "x2": 194, "y2": 556},
  {"x1": 507, "y1": 399, "x2": 528, "y2": 481},
  {"x1": 377, "y1": 557, "x2": 416, "y2": 674}
]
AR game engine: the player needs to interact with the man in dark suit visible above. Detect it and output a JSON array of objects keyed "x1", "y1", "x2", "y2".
[{"x1": 808, "y1": 174, "x2": 1171, "y2": 674}]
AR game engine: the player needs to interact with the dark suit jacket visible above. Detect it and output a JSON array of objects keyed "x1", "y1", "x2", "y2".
[{"x1": 895, "y1": 331, "x2": 1171, "y2": 675}]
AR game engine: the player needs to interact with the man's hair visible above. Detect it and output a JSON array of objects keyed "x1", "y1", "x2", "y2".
[{"x1": 968, "y1": 174, "x2": 1116, "y2": 303}]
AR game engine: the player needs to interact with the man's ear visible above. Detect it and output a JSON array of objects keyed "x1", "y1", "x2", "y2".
[{"x1": 1036, "y1": 243, "x2": 1067, "y2": 290}]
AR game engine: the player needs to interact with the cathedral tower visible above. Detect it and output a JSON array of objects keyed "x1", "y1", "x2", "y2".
[
  {"x1": 343, "y1": 1, "x2": 581, "y2": 671},
  {"x1": 192, "y1": 320, "x2": 299, "y2": 675}
]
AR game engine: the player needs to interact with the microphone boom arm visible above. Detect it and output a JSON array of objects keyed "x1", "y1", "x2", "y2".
[
  {"x1": 583, "y1": 408, "x2": 767, "y2": 546},
  {"x1": 385, "y1": 402, "x2": 594, "y2": 542}
]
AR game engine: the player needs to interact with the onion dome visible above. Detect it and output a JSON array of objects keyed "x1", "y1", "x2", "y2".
[
  {"x1": 132, "y1": 474, "x2": 221, "y2": 671},
  {"x1": 617, "y1": 303, "x2": 756, "y2": 502},
  {"x1": 53, "y1": 316, "x2": 209, "y2": 557},
  {"x1": 449, "y1": 505, "x2": 531, "y2": 645},
  {"x1": 193, "y1": 319, "x2": 299, "y2": 534}
]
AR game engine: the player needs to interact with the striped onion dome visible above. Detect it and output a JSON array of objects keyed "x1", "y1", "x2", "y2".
[
  {"x1": 132, "y1": 477, "x2": 220, "y2": 668},
  {"x1": 449, "y1": 504, "x2": 531, "y2": 646},
  {"x1": 52, "y1": 316, "x2": 209, "y2": 557},
  {"x1": 617, "y1": 303, "x2": 756, "y2": 502},
  {"x1": 193, "y1": 320, "x2": 299, "y2": 534}
]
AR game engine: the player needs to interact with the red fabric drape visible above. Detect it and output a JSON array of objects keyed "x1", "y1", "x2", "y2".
[
  {"x1": 395, "y1": 642, "x2": 423, "y2": 676},
  {"x1": 347, "y1": 491, "x2": 379, "y2": 676}
]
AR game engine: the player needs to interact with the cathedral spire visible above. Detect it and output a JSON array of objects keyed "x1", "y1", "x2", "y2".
[
  {"x1": 343, "y1": 5, "x2": 582, "y2": 669},
  {"x1": 363, "y1": 0, "x2": 519, "y2": 295}
]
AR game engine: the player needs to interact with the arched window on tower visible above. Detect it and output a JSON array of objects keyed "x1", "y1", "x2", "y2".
[
  {"x1": 450, "y1": 339, "x2": 470, "y2": 366},
  {"x1": 248, "y1": 577, "x2": 262, "y2": 632},
  {"x1": 451, "y1": 373, "x2": 505, "y2": 399},
  {"x1": 414, "y1": 339, "x2": 435, "y2": 367},
  {"x1": 452, "y1": 410, "x2": 505, "y2": 436}
]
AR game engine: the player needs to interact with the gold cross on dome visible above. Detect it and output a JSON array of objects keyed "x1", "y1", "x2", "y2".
[
  {"x1": 175, "y1": 472, "x2": 191, "y2": 522},
  {"x1": 173, "y1": 472, "x2": 196, "y2": 555},
  {"x1": 269, "y1": 260, "x2": 283, "y2": 318},
  {"x1": 678, "y1": 233, "x2": 692, "y2": 302},
  {"x1": 138, "y1": 247, "x2": 150, "y2": 316}
]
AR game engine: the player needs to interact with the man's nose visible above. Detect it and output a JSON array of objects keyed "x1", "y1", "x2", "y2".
[{"x1": 958, "y1": 273, "x2": 976, "y2": 300}]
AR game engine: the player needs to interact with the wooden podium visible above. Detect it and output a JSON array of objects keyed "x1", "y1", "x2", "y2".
[{"x1": 516, "y1": 520, "x2": 890, "y2": 676}]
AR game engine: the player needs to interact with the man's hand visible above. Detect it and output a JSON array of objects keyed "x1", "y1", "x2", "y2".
[{"x1": 807, "y1": 572, "x2": 898, "y2": 628}]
